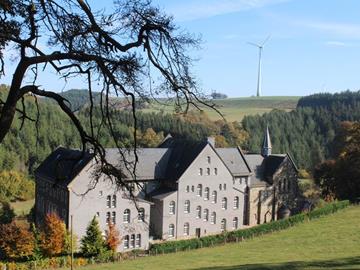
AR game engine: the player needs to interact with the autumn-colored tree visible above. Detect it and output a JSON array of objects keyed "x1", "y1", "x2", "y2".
[
  {"x1": 0, "y1": 222, "x2": 35, "y2": 260},
  {"x1": 215, "y1": 135, "x2": 229, "y2": 147},
  {"x1": 314, "y1": 121, "x2": 360, "y2": 201},
  {"x1": 105, "y1": 223, "x2": 121, "y2": 253},
  {"x1": 0, "y1": 170, "x2": 35, "y2": 202},
  {"x1": 40, "y1": 213, "x2": 66, "y2": 256}
]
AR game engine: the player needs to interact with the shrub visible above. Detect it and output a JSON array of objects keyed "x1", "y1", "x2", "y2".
[
  {"x1": 0, "y1": 201, "x2": 15, "y2": 224},
  {"x1": 0, "y1": 221, "x2": 35, "y2": 260},
  {"x1": 40, "y1": 213, "x2": 66, "y2": 256},
  {"x1": 105, "y1": 223, "x2": 121, "y2": 253}
]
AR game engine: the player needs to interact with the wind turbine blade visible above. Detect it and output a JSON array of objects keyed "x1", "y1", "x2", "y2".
[
  {"x1": 261, "y1": 35, "x2": 271, "y2": 47},
  {"x1": 247, "y1": 42, "x2": 261, "y2": 47}
]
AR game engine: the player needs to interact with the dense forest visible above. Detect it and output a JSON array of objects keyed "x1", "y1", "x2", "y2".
[
  {"x1": 243, "y1": 90, "x2": 360, "y2": 170},
  {"x1": 0, "y1": 85, "x2": 247, "y2": 175},
  {"x1": 2, "y1": 84, "x2": 360, "y2": 175}
]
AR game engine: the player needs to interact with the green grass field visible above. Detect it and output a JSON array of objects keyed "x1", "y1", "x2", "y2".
[
  {"x1": 10, "y1": 199, "x2": 34, "y2": 217},
  {"x1": 141, "y1": 96, "x2": 300, "y2": 122},
  {"x1": 77, "y1": 205, "x2": 360, "y2": 270}
]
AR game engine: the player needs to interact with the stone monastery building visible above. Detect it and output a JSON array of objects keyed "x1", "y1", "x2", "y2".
[{"x1": 35, "y1": 128, "x2": 300, "y2": 252}]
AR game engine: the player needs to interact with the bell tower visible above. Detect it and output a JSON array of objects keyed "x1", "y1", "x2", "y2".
[{"x1": 261, "y1": 125, "x2": 272, "y2": 157}]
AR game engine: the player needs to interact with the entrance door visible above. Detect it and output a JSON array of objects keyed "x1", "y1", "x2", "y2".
[{"x1": 195, "y1": 228, "x2": 201, "y2": 238}]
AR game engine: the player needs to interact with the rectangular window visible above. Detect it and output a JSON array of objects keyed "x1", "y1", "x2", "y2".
[
  {"x1": 214, "y1": 168, "x2": 218, "y2": 175},
  {"x1": 130, "y1": 234, "x2": 135, "y2": 248},
  {"x1": 124, "y1": 235, "x2": 129, "y2": 249},
  {"x1": 106, "y1": 212, "x2": 110, "y2": 225},
  {"x1": 112, "y1": 211, "x2": 116, "y2": 224},
  {"x1": 106, "y1": 195, "x2": 111, "y2": 208},
  {"x1": 135, "y1": 234, "x2": 141, "y2": 248}
]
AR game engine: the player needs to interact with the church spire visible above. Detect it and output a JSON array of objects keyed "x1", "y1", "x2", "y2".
[{"x1": 262, "y1": 125, "x2": 272, "y2": 157}]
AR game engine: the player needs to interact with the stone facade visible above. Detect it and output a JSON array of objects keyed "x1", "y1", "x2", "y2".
[{"x1": 35, "y1": 130, "x2": 300, "y2": 252}]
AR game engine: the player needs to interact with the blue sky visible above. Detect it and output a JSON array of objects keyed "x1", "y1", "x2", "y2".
[{"x1": 3, "y1": 0, "x2": 360, "y2": 97}]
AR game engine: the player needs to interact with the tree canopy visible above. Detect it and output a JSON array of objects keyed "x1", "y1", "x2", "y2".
[{"x1": 0, "y1": 0, "x2": 218, "y2": 190}]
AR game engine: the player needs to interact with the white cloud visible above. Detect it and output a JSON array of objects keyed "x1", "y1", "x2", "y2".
[
  {"x1": 167, "y1": 0, "x2": 291, "y2": 22},
  {"x1": 325, "y1": 41, "x2": 348, "y2": 47},
  {"x1": 299, "y1": 20, "x2": 360, "y2": 39}
]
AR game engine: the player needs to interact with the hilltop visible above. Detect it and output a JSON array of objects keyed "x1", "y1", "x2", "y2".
[{"x1": 59, "y1": 89, "x2": 300, "y2": 122}]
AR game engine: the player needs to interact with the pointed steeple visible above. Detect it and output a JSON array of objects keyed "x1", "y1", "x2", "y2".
[{"x1": 262, "y1": 125, "x2": 272, "y2": 157}]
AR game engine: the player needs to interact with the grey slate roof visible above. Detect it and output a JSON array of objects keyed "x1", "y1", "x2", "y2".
[
  {"x1": 35, "y1": 147, "x2": 93, "y2": 187},
  {"x1": 216, "y1": 148, "x2": 251, "y2": 176},
  {"x1": 164, "y1": 140, "x2": 208, "y2": 181},
  {"x1": 244, "y1": 154, "x2": 266, "y2": 186},
  {"x1": 147, "y1": 187, "x2": 177, "y2": 200},
  {"x1": 105, "y1": 148, "x2": 172, "y2": 180}
]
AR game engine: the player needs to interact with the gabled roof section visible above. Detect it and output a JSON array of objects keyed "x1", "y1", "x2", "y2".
[
  {"x1": 164, "y1": 140, "x2": 208, "y2": 181},
  {"x1": 244, "y1": 154, "x2": 265, "y2": 186},
  {"x1": 35, "y1": 147, "x2": 93, "y2": 187},
  {"x1": 263, "y1": 154, "x2": 287, "y2": 179},
  {"x1": 215, "y1": 147, "x2": 251, "y2": 176},
  {"x1": 106, "y1": 148, "x2": 172, "y2": 180}
]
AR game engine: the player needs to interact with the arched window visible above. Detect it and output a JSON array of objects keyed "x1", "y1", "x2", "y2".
[
  {"x1": 233, "y1": 217, "x2": 238, "y2": 229},
  {"x1": 199, "y1": 168, "x2": 203, "y2": 176},
  {"x1": 233, "y1": 196, "x2": 239, "y2": 209},
  {"x1": 136, "y1": 234, "x2": 141, "y2": 248},
  {"x1": 224, "y1": 184, "x2": 227, "y2": 190},
  {"x1": 169, "y1": 224, "x2": 175, "y2": 237},
  {"x1": 106, "y1": 195, "x2": 111, "y2": 208},
  {"x1": 186, "y1": 185, "x2": 190, "y2": 192},
  {"x1": 219, "y1": 184, "x2": 222, "y2": 190},
  {"x1": 211, "y1": 212, "x2": 216, "y2": 224},
  {"x1": 138, "y1": 208, "x2": 145, "y2": 222},
  {"x1": 204, "y1": 187, "x2": 210, "y2": 200},
  {"x1": 196, "y1": 206, "x2": 201, "y2": 219},
  {"x1": 124, "y1": 235, "x2": 129, "y2": 249},
  {"x1": 197, "y1": 184, "x2": 202, "y2": 196},
  {"x1": 169, "y1": 201, "x2": 175, "y2": 215},
  {"x1": 183, "y1": 223, "x2": 190, "y2": 236},
  {"x1": 123, "y1": 209, "x2": 130, "y2": 223},
  {"x1": 212, "y1": 191, "x2": 217, "y2": 203},
  {"x1": 184, "y1": 200, "x2": 190, "y2": 213},
  {"x1": 203, "y1": 209, "x2": 209, "y2": 221},
  {"x1": 112, "y1": 195, "x2": 116, "y2": 208},
  {"x1": 222, "y1": 197, "x2": 227, "y2": 210},
  {"x1": 207, "y1": 156, "x2": 211, "y2": 164},
  {"x1": 221, "y1": 219, "x2": 227, "y2": 232},
  {"x1": 206, "y1": 168, "x2": 210, "y2": 175},
  {"x1": 214, "y1": 168, "x2": 218, "y2": 175}
]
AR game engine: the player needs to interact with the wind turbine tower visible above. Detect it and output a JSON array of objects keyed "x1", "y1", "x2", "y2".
[{"x1": 248, "y1": 36, "x2": 270, "y2": 97}]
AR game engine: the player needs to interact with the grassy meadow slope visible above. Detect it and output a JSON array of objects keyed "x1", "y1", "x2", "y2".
[
  {"x1": 142, "y1": 96, "x2": 300, "y2": 122},
  {"x1": 79, "y1": 205, "x2": 360, "y2": 270}
]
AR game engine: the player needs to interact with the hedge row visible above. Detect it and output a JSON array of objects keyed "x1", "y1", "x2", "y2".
[{"x1": 150, "y1": 200, "x2": 350, "y2": 254}]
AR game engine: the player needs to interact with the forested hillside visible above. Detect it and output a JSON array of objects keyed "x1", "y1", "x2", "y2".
[
  {"x1": 243, "y1": 90, "x2": 360, "y2": 169},
  {"x1": 0, "y1": 85, "x2": 247, "y2": 175}
]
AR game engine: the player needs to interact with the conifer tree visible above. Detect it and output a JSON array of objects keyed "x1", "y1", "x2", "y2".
[{"x1": 81, "y1": 217, "x2": 106, "y2": 257}]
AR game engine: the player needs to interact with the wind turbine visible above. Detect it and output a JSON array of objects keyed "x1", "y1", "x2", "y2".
[{"x1": 248, "y1": 35, "x2": 271, "y2": 97}]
